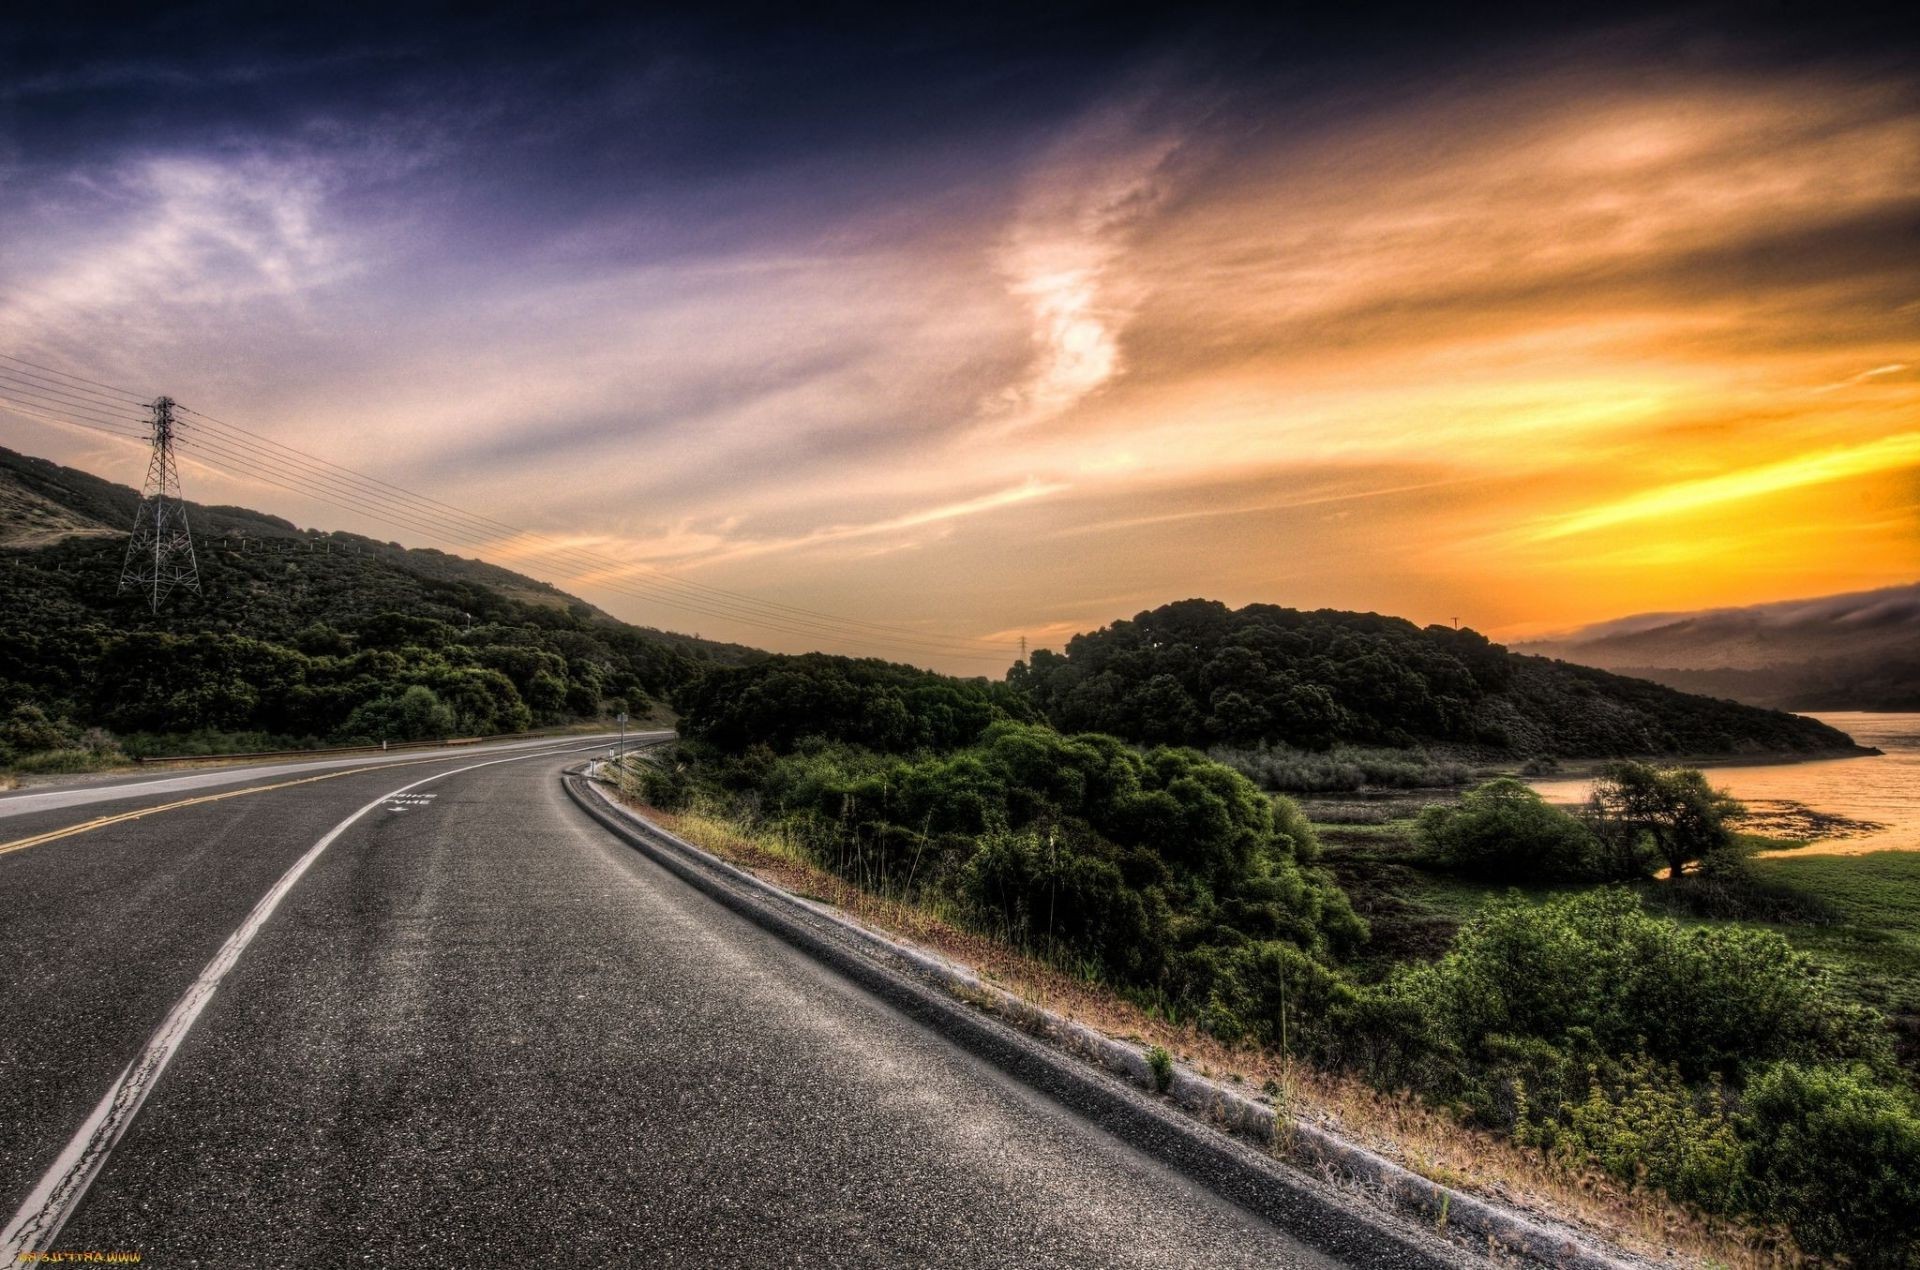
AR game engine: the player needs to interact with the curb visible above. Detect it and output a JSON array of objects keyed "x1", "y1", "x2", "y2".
[{"x1": 565, "y1": 769, "x2": 1630, "y2": 1270}]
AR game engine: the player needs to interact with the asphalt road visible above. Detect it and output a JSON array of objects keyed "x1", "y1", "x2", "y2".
[{"x1": 1, "y1": 739, "x2": 1354, "y2": 1267}]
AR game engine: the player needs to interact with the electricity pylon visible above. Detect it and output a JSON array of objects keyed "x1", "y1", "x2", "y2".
[{"x1": 118, "y1": 396, "x2": 201, "y2": 611}]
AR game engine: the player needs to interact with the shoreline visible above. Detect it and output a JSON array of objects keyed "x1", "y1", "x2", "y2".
[{"x1": 1532, "y1": 742, "x2": 1882, "y2": 781}]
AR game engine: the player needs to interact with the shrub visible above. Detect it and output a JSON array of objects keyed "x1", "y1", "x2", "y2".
[
  {"x1": 1, "y1": 703, "x2": 83, "y2": 758},
  {"x1": 9, "y1": 746, "x2": 123, "y2": 774},
  {"x1": 335, "y1": 685, "x2": 457, "y2": 743},
  {"x1": 1740, "y1": 1062, "x2": 1920, "y2": 1265},
  {"x1": 1557, "y1": 1054, "x2": 1743, "y2": 1212},
  {"x1": 1209, "y1": 742, "x2": 1469, "y2": 793},
  {"x1": 1146, "y1": 1045, "x2": 1173, "y2": 1093},
  {"x1": 1416, "y1": 778, "x2": 1610, "y2": 881},
  {"x1": 1401, "y1": 889, "x2": 1884, "y2": 1082}
]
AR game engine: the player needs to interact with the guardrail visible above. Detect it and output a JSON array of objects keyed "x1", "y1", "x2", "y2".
[{"x1": 130, "y1": 728, "x2": 622, "y2": 765}]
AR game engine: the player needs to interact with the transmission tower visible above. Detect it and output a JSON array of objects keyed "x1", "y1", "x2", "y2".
[{"x1": 118, "y1": 396, "x2": 201, "y2": 611}]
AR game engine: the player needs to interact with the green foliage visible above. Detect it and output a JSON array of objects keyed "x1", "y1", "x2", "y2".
[
  {"x1": 1009, "y1": 598, "x2": 1854, "y2": 758},
  {"x1": 1401, "y1": 889, "x2": 1884, "y2": 1083},
  {"x1": 669, "y1": 654, "x2": 1366, "y2": 1050},
  {"x1": 1210, "y1": 742, "x2": 1470, "y2": 793},
  {"x1": 0, "y1": 704, "x2": 122, "y2": 769},
  {"x1": 747, "y1": 720, "x2": 1367, "y2": 1005},
  {"x1": 1589, "y1": 760, "x2": 1743, "y2": 879},
  {"x1": 1370, "y1": 890, "x2": 1919, "y2": 1259},
  {"x1": 8, "y1": 746, "x2": 124, "y2": 773},
  {"x1": 1, "y1": 703, "x2": 83, "y2": 763},
  {"x1": 662, "y1": 646, "x2": 1912, "y2": 1261},
  {"x1": 337, "y1": 685, "x2": 458, "y2": 743},
  {"x1": 1146, "y1": 1044, "x2": 1174, "y2": 1093},
  {"x1": 0, "y1": 444, "x2": 779, "y2": 759},
  {"x1": 1417, "y1": 779, "x2": 1618, "y2": 882},
  {"x1": 1554, "y1": 1055, "x2": 1744, "y2": 1213},
  {"x1": 677, "y1": 653, "x2": 1025, "y2": 755},
  {"x1": 1740, "y1": 1062, "x2": 1920, "y2": 1265}
]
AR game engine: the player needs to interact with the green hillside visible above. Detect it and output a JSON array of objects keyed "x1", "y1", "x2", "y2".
[
  {"x1": 0, "y1": 446, "x2": 762, "y2": 762},
  {"x1": 1009, "y1": 598, "x2": 1859, "y2": 759}
]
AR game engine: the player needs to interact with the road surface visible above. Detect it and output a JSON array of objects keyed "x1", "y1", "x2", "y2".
[{"x1": 1, "y1": 737, "x2": 1371, "y2": 1267}]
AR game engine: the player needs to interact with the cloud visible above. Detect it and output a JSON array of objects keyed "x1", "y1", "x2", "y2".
[
  {"x1": 0, "y1": 152, "x2": 350, "y2": 346},
  {"x1": 981, "y1": 101, "x2": 1186, "y2": 433},
  {"x1": 6, "y1": 31, "x2": 1919, "y2": 664},
  {"x1": 1530, "y1": 432, "x2": 1920, "y2": 541},
  {"x1": 1812, "y1": 362, "x2": 1910, "y2": 394}
]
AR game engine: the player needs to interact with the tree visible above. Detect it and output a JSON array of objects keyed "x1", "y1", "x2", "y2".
[
  {"x1": 338, "y1": 685, "x2": 457, "y2": 743},
  {"x1": 1417, "y1": 778, "x2": 1606, "y2": 882},
  {"x1": 1588, "y1": 761, "x2": 1742, "y2": 880}
]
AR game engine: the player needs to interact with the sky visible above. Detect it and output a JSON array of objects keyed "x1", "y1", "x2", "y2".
[{"x1": 1, "y1": 2, "x2": 1916, "y2": 672}]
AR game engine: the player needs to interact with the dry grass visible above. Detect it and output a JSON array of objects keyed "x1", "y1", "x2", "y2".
[{"x1": 614, "y1": 781, "x2": 1805, "y2": 1269}]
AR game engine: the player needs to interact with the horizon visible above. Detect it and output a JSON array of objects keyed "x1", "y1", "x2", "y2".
[{"x1": 3, "y1": 4, "x2": 1917, "y2": 672}]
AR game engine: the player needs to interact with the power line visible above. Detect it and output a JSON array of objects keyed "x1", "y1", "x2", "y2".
[
  {"x1": 6, "y1": 353, "x2": 1019, "y2": 665},
  {"x1": 173, "y1": 419, "x2": 1009, "y2": 658},
  {"x1": 176, "y1": 406, "x2": 1013, "y2": 653},
  {"x1": 0, "y1": 375, "x2": 150, "y2": 429},
  {"x1": 8, "y1": 355, "x2": 1007, "y2": 651},
  {"x1": 0, "y1": 352, "x2": 150, "y2": 404},
  {"x1": 175, "y1": 433, "x2": 1014, "y2": 663},
  {"x1": 0, "y1": 397, "x2": 149, "y2": 442},
  {"x1": 0, "y1": 365, "x2": 150, "y2": 414}
]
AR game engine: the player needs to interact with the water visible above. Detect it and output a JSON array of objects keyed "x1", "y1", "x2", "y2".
[{"x1": 1528, "y1": 713, "x2": 1920, "y2": 856}]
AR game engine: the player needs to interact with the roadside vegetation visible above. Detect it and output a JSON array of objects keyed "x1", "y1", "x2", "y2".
[{"x1": 637, "y1": 652, "x2": 1920, "y2": 1266}]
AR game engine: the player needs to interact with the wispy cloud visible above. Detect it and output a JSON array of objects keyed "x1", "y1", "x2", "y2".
[
  {"x1": 981, "y1": 102, "x2": 1184, "y2": 433},
  {"x1": 1812, "y1": 363, "x2": 1909, "y2": 394},
  {"x1": 1530, "y1": 432, "x2": 1920, "y2": 541}
]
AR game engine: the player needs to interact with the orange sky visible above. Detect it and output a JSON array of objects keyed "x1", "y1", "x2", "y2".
[{"x1": 4, "y1": 52, "x2": 1916, "y2": 670}]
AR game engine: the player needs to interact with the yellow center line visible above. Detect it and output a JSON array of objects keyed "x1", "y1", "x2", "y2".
[{"x1": 0, "y1": 746, "x2": 574, "y2": 859}]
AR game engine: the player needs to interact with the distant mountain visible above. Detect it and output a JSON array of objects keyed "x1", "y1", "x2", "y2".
[
  {"x1": 1517, "y1": 585, "x2": 1920, "y2": 711},
  {"x1": 1011, "y1": 598, "x2": 1862, "y2": 759},
  {"x1": 0, "y1": 446, "x2": 763, "y2": 751}
]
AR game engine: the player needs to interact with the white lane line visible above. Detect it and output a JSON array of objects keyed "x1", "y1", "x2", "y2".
[
  {"x1": 0, "y1": 732, "x2": 643, "y2": 821},
  {"x1": 1, "y1": 742, "x2": 600, "y2": 1259}
]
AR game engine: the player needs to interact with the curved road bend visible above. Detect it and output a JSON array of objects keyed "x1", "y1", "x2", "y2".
[{"x1": 4, "y1": 741, "x2": 1349, "y2": 1267}]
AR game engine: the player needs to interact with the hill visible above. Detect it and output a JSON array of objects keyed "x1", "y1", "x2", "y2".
[
  {"x1": 1515, "y1": 584, "x2": 1920, "y2": 711},
  {"x1": 0, "y1": 446, "x2": 762, "y2": 760},
  {"x1": 1009, "y1": 598, "x2": 1860, "y2": 759}
]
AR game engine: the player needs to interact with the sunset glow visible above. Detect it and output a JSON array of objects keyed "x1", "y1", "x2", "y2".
[{"x1": 3, "y1": 11, "x2": 1915, "y2": 667}]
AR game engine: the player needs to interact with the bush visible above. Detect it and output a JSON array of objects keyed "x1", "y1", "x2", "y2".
[
  {"x1": 677, "y1": 653, "x2": 1021, "y2": 755},
  {"x1": 1146, "y1": 1045, "x2": 1173, "y2": 1093},
  {"x1": 1, "y1": 703, "x2": 83, "y2": 759},
  {"x1": 1741, "y1": 1062, "x2": 1920, "y2": 1265},
  {"x1": 1401, "y1": 889, "x2": 1884, "y2": 1082},
  {"x1": 1556, "y1": 1054, "x2": 1743, "y2": 1212},
  {"x1": 9, "y1": 746, "x2": 123, "y2": 774},
  {"x1": 1417, "y1": 778, "x2": 1611, "y2": 881},
  {"x1": 1210, "y1": 742, "x2": 1470, "y2": 793},
  {"x1": 335, "y1": 685, "x2": 457, "y2": 743}
]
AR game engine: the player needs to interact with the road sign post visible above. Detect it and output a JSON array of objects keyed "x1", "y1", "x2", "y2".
[{"x1": 616, "y1": 711, "x2": 628, "y2": 762}]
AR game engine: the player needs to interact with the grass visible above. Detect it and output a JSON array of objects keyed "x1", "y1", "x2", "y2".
[
  {"x1": 606, "y1": 772, "x2": 1795, "y2": 1268},
  {"x1": 4, "y1": 747, "x2": 129, "y2": 775},
  {"x1": 1751, "y1": 851, "x2": 1920, "y2": 1023},
  {"x1": 1211, "y1": 743, "x2": 1475, "y2": 794}
]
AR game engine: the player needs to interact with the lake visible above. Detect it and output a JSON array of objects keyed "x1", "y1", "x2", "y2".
[{"x1": 1529, "y1": 712, "x2": 1920, "y2": 856}]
